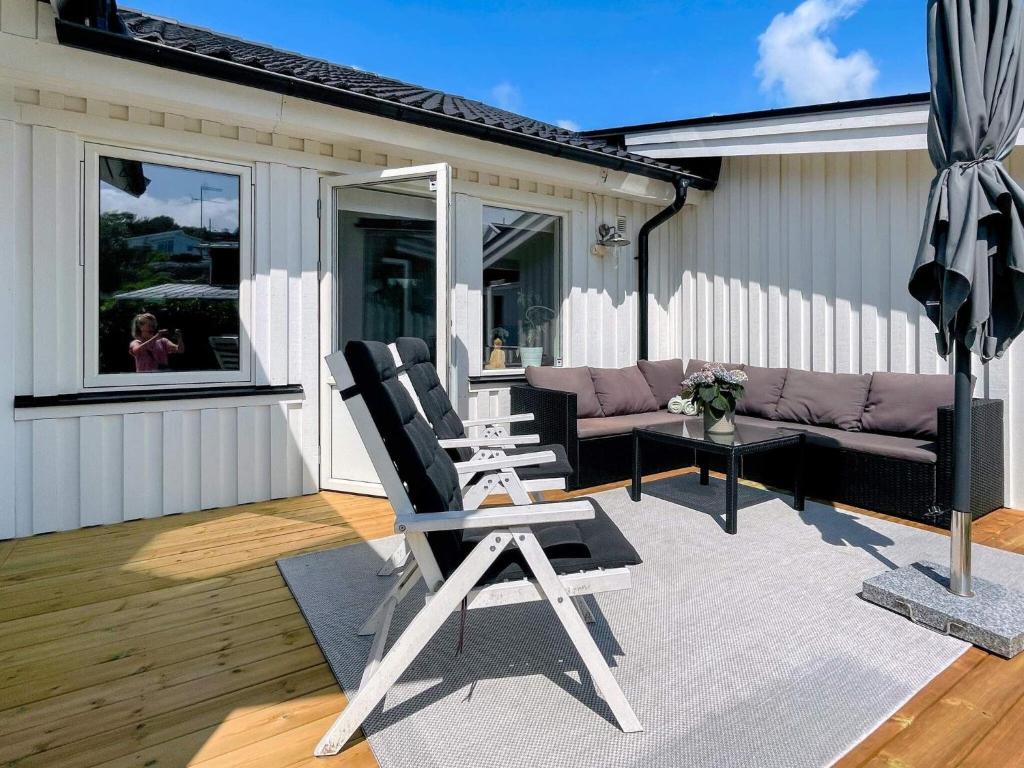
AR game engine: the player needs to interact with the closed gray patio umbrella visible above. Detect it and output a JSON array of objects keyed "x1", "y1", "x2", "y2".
[{"x1": 910, "y1": 0, "x2": 1024, "y2": 595}]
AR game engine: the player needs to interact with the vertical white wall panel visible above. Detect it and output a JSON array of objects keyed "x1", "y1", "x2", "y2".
[
  {"x1": 79, "y1": 414, "x2": 123, "y2": 526},
  {"x1": 0, "y1": 120, "x2": 15, "y2": 537},
  {"x1": 679, "y1": 151, "x2": 1023, "y2": 508},
  {"x1": 122, "y1": 412, "x2": 162, "y2": 520},
  {"x1": 31, "y1": 418, "x2": 79, "y2": 533}
]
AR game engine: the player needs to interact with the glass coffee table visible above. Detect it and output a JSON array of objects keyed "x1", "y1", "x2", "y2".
[{"x1": 629, "y1": 419, "x2": 806, "y2": 534}]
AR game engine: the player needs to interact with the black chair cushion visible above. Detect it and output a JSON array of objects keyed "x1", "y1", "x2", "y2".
[
  {"x1": 464, "y1": 497, "x2": 642, "y2": 586},
  {"x1": 502, "y1": 443, "x2": 574, "y2": 480},
  {"x1": 395, "y1": 337, "x2": 472, "y2": 461},
  {"x1": 344, "y1": 340, "x2": 466, "y2": 577}
]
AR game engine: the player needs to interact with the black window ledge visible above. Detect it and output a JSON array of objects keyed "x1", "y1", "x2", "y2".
[
  {"x1": 14, "y1": 384, "x2": 303, "y2": 409},
  {"x1": 468, "y1": 373, "x2": 527, "y2": 385}
]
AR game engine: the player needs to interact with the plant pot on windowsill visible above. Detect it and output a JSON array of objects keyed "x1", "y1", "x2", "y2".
[{"x1": 519, "y1": 346, "x2": 543, "y2": 368}]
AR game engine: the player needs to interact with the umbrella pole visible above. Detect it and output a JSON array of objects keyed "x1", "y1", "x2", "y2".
[{"x1": 949, "y1": 338, "x2": 974, "y2": 597}]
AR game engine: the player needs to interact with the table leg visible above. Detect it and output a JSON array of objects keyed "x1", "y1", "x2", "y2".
[
  {"x1": 699, "y1": 452, "x2": 709, "y2": 486},
  {"x1": 793, "y1": 436, "x2": 806, "y2": 512},
  {"x1": 629, "y1": 431, "x2": 642, "y2": 502},
  {"x1": 725, "y1": 453, "x2": 738, "y2": 534}
]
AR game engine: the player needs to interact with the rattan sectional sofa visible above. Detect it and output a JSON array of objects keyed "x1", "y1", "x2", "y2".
[{"x1": 510, "y1": 359, "x2": 1004, "y2": 525}]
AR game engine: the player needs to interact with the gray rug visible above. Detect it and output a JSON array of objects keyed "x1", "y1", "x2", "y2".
[{"x1": 278, "y1": 475, "x2": 1024, "y2": 768}]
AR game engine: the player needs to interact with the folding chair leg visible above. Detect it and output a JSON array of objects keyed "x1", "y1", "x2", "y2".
[
  {"x1": 358, "y1": 562, "x2": 421, "y2": 636},
  {"x1": 512, "y1": 526, "x2": 643, "y2": 734},
  {"x1": 573, "y1": 595, "x2": 596, "y2": 624},
  {"x1": 315, "y1": 531, "x2": 510, "y2": 757},
  {"x1": 378, "y1": 541, "x2": 410, "y2": 576},
  {"x1": 360, "y1": 596, "x2": 397, "y2": 691}
]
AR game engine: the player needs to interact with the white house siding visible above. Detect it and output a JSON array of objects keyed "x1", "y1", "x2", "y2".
[
  {"x1": 465, "y1": 202, "x2": 689, "y2": 422},
  {"x1": 677, "y1": 152, "x2": 1024, "y2": 508},
  {"x1": 0, "y1": 120, "x2": 319, "y2": 538}
]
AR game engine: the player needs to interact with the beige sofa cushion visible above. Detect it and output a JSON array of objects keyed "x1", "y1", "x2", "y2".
[
  {"x1": 775, "y1": 369, "x2": 871, "y2": 431},
  {"x1": 637, "y1": 358, "x2": 686, "y2": 408},
  {"x1": 577, "y1": 410, "x2": 689, "y2": 439},
  {"x1": 589, "y1": 365, "x2": 659, "y2": 416},
  {"x1": 736, "y1": 365, "x2": 788, "y2": 420},
  {"x1": 861, "y1": 372, "x2": 956, "y2": 439},
  {"x1": 525, "y1": 366, "x2": 603, "y2": 418},
  {"x1": 734, "y1": 416, "x2": 937, "y2": 463}
]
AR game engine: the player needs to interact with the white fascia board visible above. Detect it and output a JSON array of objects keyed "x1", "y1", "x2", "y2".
[
  {"x1": 0, "y1": 28, "x2": 678, "y2": 203},
  {"x1": 624, "y1": 100, "x2": 1024, "y2": 157},
  {"x1": 621, "y1": 103, "x2": 941, "y2": 157}
]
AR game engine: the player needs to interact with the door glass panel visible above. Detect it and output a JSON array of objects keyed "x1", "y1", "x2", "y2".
[{"x1": 337, "y1": 177, "x2": 437, "y2": 362}]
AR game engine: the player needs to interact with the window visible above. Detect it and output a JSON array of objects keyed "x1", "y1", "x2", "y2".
[
  {"x1": 85, "y1": 146, "x2": 252, "y2": 387},
  {"x1": 481, "y1": 206, "x2": 562, "y2": 371}
]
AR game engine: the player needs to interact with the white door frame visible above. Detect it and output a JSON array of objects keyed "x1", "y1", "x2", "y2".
[{"x1": 318, "y1": 164, "x2": 452, "y2": 493}]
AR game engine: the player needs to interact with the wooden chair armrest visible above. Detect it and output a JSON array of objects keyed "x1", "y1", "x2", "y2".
[
  {"x1": 461, "y1": 414, "x2": 535, "y2": 428},
  {"x1": 439, "y1": 435, "x2": 540, "y2": 449}
]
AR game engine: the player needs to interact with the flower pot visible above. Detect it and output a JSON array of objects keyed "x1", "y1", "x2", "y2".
[
  {"x1": 703, "y1": 408, "x2": 736, "y2": 435},
  {"x1": 519, "y1": 346, "x2": 543, "y2": 368}
]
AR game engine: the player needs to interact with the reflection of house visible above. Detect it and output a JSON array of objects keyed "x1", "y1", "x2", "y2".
[
  {"x1": 125, "y1": 228, "x2": 201, "y2": 255},
  {"x1": 112, "y1": 283, "x2": 238, "y2": 301}
]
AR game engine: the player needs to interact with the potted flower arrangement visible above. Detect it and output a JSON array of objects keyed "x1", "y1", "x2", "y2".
[{"x1": 680, "y1": 363, "x2": 748, "y2": 435}]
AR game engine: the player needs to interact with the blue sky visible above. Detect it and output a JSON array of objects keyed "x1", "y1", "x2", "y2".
[{"x1": 125, "y1": 0, "x2": 926, "y2": 130}]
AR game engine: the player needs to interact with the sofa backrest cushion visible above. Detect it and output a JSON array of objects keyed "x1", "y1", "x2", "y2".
[
  {"x1": 775, "y1": 369, "x2": 871, "y2": 430},
  {"x1": 589, "y1": 365, "x2": 659, "y2": 416},
  {"x1": 736, "y1": 365, "x2": 788, "y2": 419},
  {"x1": 637, "y1": 358, "x2": 685, "y2": 408},
  {"x1": 861, "y1": 371, "x2": 955, "y2": 439},
  {"x1": 525, "y1": 365, "x2": 604, "y2": 418}
]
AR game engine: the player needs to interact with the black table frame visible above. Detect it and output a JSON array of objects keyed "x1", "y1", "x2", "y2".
[{"x1": 629, "y1": 426, "x2": 806, "y2": 534}]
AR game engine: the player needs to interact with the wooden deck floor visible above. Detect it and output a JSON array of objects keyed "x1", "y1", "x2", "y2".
[{"x1": 2, "y1": 470, "x2": 1024, "y2": 767}]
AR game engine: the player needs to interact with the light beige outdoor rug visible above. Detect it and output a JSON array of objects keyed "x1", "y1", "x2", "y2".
[{"x1": 278, "y1": 474, "x2": 1024, "y2": 768}]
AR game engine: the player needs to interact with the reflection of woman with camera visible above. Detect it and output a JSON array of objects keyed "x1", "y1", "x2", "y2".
[{"x1": 129, "y1": 312, "x2": 184, "y2": 372}]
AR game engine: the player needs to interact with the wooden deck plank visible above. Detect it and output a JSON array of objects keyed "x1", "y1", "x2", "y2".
[{"x1": 1, "y1": 481, "x2": 1023, "y2": 767}]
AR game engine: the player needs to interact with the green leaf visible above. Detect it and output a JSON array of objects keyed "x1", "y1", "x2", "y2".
[{"x1": 712, "y1": 395, "x2": 729, "y2": 412}]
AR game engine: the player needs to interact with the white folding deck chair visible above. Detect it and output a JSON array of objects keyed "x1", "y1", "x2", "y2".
[
  {"x1": 390, "y1": 337, "x2": 572, "y2": 502},
  {"x1": 316, "y1": 342, "x2": 642, "y2": 756}
]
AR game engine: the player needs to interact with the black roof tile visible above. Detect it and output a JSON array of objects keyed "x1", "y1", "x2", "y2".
[{"x1": 52, "y1": 7, "x2": 711, "y2": 186}]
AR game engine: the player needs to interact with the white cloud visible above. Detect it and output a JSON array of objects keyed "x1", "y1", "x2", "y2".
[
  {"x1": 756, "y1": 0, "x2": 878, "y2": 105},
  {"x1": 556, "y1": 119, "x2": 581, "y2": 132},
  {"x1": 102, "y1": 187, "x2": 239, "y2": 233},
  {"x1": 490, "y1": 81, "x2": 522, "y2": 112}
]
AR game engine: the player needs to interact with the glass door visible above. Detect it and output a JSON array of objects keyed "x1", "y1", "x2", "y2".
[{"x1": 319, "y1": 164, "x2": 451, "y2": 493}]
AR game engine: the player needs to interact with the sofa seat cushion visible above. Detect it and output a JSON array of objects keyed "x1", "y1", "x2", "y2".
[
  {"x1": 861, "y1": 372, "x2": 956, "y2": 439},
  {"x1": 525, "y1": 366, "x2": 603, "y2": 418},
  {"x1": 502, "y1": 443, "x2": 574, "y2": 480},
  {"x1": 775, "y1": 369, "x2": 871, "y2": 431},
  {"x1": 637, "y1": 358, "x2": 686, "y2": 408},
  {"x1": 737, "y1": 365, "x2": 788, "y2": 419},
  {"x1": 733, "y1": 416, "x2": 937, "y2": 464},
  {"x1": 577, "y1": 410, "x2": 688, "y2": 439},
  {"x1": 590, "y1": 365, "x2": 659, "y2": 416}
]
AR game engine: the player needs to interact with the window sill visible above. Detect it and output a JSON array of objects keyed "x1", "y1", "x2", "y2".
[
  {"x1": 469, "y1": 372, "x2": 527, "y2": 385},
  {"x1": 14, "y1": 384, "x2": 303, "y2": 411}
]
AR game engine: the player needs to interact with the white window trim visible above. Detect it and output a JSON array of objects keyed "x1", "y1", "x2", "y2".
[
  {"x1": 473, "y1": 199, "x2": 570, "y2": 378},
  {"x1": 83, "y1": 144, "x2": 254, "y2": 389}
]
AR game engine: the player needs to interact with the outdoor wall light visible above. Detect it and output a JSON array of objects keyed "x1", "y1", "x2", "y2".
[{"x1": 591, "y1": 223, "x2": 631, "y2": 257}]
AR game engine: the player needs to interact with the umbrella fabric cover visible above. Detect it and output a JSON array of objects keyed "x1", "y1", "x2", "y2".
[{"x1": 910, "y1": 0, "x2": 1024, "y2": 361}]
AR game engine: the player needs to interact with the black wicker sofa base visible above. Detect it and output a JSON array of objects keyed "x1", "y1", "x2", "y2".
[{"x1": 510, "y1": 382, "x2": 1004, "y2": 526}]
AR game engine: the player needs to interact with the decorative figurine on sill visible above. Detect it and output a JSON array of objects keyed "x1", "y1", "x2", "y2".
[{"x1": 485, "y1": 337, "x2": 507, "y2": 370}]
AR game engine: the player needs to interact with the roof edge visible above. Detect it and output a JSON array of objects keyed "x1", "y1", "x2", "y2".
[
  {"x1": 582, "y1": 92, "x2": 930, "y2": 139},
  {"x1": 52, "y1": 19, "x2": 717, "y2": 190}
]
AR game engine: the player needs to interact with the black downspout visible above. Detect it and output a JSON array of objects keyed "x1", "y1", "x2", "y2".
[{"x1": 637, "y1": 177, "x2": 690, "y2": 360}]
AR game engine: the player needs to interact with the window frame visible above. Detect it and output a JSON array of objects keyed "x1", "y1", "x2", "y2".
[
  {"x1": 475, "y1": 199, "x2": 569, "y2": 378},
  {"x1": 83, "y1": 143, "x2": 254, "y2": 389}
]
